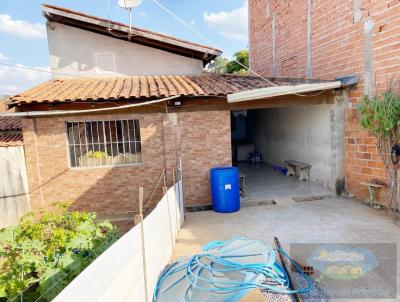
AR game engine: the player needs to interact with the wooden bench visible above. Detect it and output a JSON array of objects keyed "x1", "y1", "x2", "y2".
[
  {"x1": 284, "y1": 160, "x2": 311, "y2": 181},
  {"x1": 239, "y1": 173, "x2": 246, "y2": 197}
]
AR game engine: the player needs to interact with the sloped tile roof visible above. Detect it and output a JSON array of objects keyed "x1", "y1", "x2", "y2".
[
  {"x1": 42, "y1": 4, "x2": 221, "y2": 63},
  {"x1": 0, "y1": 100, "x2": 21, "y2": 131},
  {"x1": 9, "y1": 74, "x2": 293, "y2": 105},
  {"x1": 0, "y1": 117, "x2": 21, "y2": 131},
  {"x1": 0, "y1": 133, "x2": 23, "y2": 147}
]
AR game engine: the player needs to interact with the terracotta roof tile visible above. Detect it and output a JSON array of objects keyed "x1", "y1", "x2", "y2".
[
  {"x1": 0, "y1": 133, "x2": 23, "y2": 147},
  {"x1": 8, "y1": 74, "x2": 306, "y2": 106},
  {"x1": 0, "y1": 117, "x2": 21, "y2": 131},
  {"x1": 0, "y1": 101, "x2": 21, "y2": 131}
]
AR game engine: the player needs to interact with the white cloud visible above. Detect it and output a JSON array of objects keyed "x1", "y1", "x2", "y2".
[
  {"x1": 203, "y1": 1, "x2": 248, "y2": 41},
  {"x1": 0, "y1": 64, "x2": 51, "y2": 94},
  {"x1": 190, "y1": 20, "x2": 196, "y2": 26},
  {"x1": 138, "y1": 11, "x2": 147, "y2": 18},
  {"x1": 0, "y1": 52, "x2": 10, "y2": 61},
  {"x1": 0, "y1": 14, "x2": 46, "y2": 39}
]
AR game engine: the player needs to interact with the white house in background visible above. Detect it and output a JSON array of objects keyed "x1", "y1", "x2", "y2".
[{"x1": 43, "y1": 4, "x2": 221, "y2": 78}]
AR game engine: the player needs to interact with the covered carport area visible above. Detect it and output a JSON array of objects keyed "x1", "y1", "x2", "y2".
[{"x1": 227, "y1": 80, "x2": 347, "y2": 204}]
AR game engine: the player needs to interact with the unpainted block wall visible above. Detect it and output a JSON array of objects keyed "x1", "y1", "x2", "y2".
[
  {"x1": 248, "y1": 105, "x2": 333, "y2": 187},
  {"x1": 249, "y1": 0, "x2": 400, "y2": 202},
  {"x1": 21, "y1": 110, "x2": 231, "y2": 225}
]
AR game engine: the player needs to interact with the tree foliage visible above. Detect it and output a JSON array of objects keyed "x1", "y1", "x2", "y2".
[
  {"x1": 225, "y1": 50, "x2": 249, "y2": 74},
  {"x1": 207, "y1": 57, "x2": 229, "y2": 74},
  {"x1": 207, "y1": 50, "x2": 249, "y2": 75},
  {"x1": 359, "y1": 93, "x2": 400, "y2": 141},
  {"x1": 0, "y1": 202, "x2": 119, "y2": 301},
  {"x1": 359, "y1": 92, "x2": 400, "y2": 208}
]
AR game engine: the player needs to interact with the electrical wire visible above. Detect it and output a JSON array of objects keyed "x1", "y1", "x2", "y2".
[
  {"x1": 0, "y1": 89, "x2": 19, "y2": 95},
  {"x1": 0, "y1": 63, "x2": 91, "y2": 79},
  {"x1": 2, "y1": 2, "x2": 333, "y2": 100},
  {"x1": 150, "y1": 0, "x2": 332, "y2": 98}
]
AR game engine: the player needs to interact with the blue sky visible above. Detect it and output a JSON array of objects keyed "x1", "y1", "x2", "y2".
[{"x1": 0, "y1": 0, "x2": 248, "y2": 94}]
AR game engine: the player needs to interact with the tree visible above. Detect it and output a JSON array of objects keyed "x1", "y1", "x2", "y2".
[
  {"x1": 225, "y1": 50, "x2": 249, "y2": 74},
  {"x1": 207, "y1": 50, "x2": 249, "y2": 75},
  {"x1": 207, "y1": 57, "x2": 229, "y2": 74},
  {"x1": 359, "y1": 92, "x2": 400, "y2": 209}
]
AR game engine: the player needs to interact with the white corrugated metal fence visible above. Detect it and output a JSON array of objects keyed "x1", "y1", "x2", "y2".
[
  {"x1": 54, "y1": 179, "x2": 184, "y2": 302},
  {"x1": 0, "y1": 146, "x2": 30, "y2": 227}
]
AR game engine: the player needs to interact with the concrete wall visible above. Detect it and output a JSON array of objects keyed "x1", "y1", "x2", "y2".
[
  {"x1": 0, "y1": 146, "x2": 30, "y2": 227},
  {"x1": 46, "y1": 23, "x2": 204, "y2": 78},
  {"x1": 249, "y1": 0, "x2": 400, "y2": 202},
  {"x1": 248, "y1": 104, "x2": 342, "y2": 189}
]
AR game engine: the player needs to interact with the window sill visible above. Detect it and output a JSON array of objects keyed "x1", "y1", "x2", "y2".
[{"x1": 69, "y1": 163, "x2": 144, "y2": 170}]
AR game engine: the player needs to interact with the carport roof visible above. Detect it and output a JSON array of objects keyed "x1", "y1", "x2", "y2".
[{"x1": 227, "y1": 81, "x2": 342, "y2": 103}]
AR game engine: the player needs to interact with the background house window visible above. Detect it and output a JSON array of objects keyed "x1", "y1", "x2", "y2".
[
  {"x1": 66, "y1": 120, "x2": 142, "y2": 168},
  {"x1": 94, "y1": 52, "x2": 116, "y2": 73}
]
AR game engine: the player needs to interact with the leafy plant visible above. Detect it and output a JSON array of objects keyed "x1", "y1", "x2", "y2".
[
  {"x1": 0, "y1": 202, "x2": 119, "y2": 301},
  {"x1": 207, "y1": 57, "x2": 229, "y2": 74},
  {"x1": 359, "y1": 92, "x2": 400, "y2": 208},
  {"x1": 207, "y1": 50, "x2": 249, "y2": 75},
  {"x1": 225, "y1": 50, "x2": 249, "y2": 75},
  {"x1": 87, "y1": 151, "x2": 107, "y2": 158}
]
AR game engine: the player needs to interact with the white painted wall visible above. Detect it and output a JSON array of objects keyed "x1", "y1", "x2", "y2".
[
  {"x1": 0, "y1": 146, "x2": 30, "y2": 227},
  {"x1": 54, "y1": 180, "x2": 184, "y2": 302},
  {"x1": 248, "y1": 105, "x2": 333, "y2": 186},
  {"x1": 47, "y1": 23, "x2": 204, "y2": 78}
]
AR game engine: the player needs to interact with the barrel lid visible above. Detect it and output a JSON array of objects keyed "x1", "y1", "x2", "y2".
[{"x1": 210, "y1": 166, "x2": 238, "y2": 172}]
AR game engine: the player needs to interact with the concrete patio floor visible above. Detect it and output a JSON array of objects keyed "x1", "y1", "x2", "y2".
[
  {"x1": 173, "y1": 197, "x2": 400, "y2": 301},
  {"x1": 237, "y1": 163, "x2": 333, "y2": 204}
]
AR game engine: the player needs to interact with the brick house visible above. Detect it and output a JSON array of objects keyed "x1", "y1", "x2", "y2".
[
  {"x1": 249, "y1": 0, "x2": 400, "y2": 202},
  {"x1": 4, "y1": 4, "x2": 358, "y2": 229}
]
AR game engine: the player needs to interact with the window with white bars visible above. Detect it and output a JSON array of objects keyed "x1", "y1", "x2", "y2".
[{"x1": 66, "y1": 120, "x2": 142, "y2": 168}]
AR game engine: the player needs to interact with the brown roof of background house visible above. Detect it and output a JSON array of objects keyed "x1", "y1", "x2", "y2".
[
  {"x1": 0, "y1": 99, "x2": 23, "y2": 146},
  {"x1": 8, "y1": 74, "x2": 307, "y2": 106},
  {"x1": 0, "y1": 133, "x2": 23, "y2": 147},
  {"x1": 42, "y1": 4, "x2": 221, "y2": 64},
  {"x1": 0, "y1": 99, "x2": 21, "y2": 131},
  {"x1": 0, "y1": 117, "x2": 22, "y2": 131}
]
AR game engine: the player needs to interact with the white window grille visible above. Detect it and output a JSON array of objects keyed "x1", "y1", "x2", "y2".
[{"x1": 66, "y1": 120, "x2": 142, "y2": 168}]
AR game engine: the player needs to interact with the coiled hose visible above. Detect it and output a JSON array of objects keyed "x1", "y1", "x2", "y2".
[{"x1": 153, "y1": 237, "x2": 312, "y2": 301}]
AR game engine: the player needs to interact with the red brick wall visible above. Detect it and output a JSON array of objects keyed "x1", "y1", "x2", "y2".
[
  {"x1": 249, "y1": 0, "x2": 400, "y2": 202},
  {"x1": 22, "y1": 113, "x2": 167, "y2": 225},
  {"x1": 178, "y1": 111, "x2": 232, "y2": 206},
  {"x1": 22, "y1": 109, "x2": 231, "y2": 224}
]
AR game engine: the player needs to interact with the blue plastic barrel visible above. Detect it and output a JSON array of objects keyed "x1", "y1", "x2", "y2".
[{"x1": 210, "y1": 167, "x2": 240, "y2": 213}]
